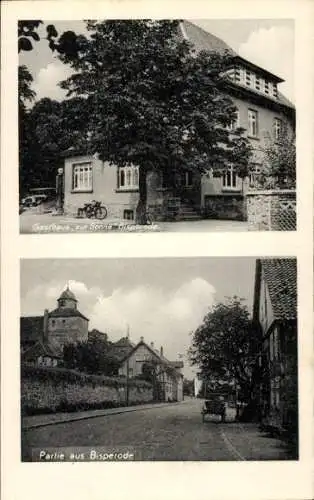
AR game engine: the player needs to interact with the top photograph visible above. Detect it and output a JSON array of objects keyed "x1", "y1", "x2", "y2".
[{"x1": 19, "y1": 19, "x2": 296, "y2": 234}]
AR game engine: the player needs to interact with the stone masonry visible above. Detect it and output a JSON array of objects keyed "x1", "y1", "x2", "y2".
[{"x1": 246, "y1": 190, "x2": 296, "y2": 231}]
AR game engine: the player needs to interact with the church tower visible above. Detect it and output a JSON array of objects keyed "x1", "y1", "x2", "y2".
[
  {"x1": 57, "y1": 285, "x2": 78, "y2": 310},
  {"x1": 47, "y1": 284, "x2": 89, "y2": 348}
]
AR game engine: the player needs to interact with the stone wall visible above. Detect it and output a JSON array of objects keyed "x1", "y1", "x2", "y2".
[
  {"x1": 203, "y1": 194, "x2": 247, "y2": 221},
  {"x1": 21, "y1": 366, "x2": 153, "y2": 414},
  {"x1": 246, "y1": 190, "x2": 296, "y2": 231}
]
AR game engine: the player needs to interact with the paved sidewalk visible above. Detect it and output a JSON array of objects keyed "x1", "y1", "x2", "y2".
[
  {"x1": 22, "y1": 401, "x2": 185, "y2": 430},
  {"x1": 219, "y1": 422, "x2": 293, "y2": 460}
]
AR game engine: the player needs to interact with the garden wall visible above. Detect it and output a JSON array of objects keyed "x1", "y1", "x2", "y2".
[
  {"x1": 21, "y1": 366, "x2": 153, "y2": 415},
  {"x1": 246, "y1": 190, "x2": 296, "y2": 231},
  {"x1": 203, "y1": 194, "x2": 247, "y2": 221}
]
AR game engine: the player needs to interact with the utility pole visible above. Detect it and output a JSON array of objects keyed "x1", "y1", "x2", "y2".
[
  {"x1": 126, "y1": 355, "x2": 129, "y2": 407},
  {"x1": 125, "y1": 323, "x2": 130, "y2": 406}
]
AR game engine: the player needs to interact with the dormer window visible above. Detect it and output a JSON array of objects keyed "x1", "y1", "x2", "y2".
[
  {"x1": 255, "y1": 75, "x2": 261, "y2": 91},
  {"x1": 271, "y1": 82, "x2": 278, "y2": 98},
  {"x1": 264, "y1": 81, "x2": 270, "y2": 95}
]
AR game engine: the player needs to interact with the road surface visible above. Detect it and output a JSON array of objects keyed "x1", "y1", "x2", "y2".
[{"x1": 22, "y1": 399, "x2": 291, "y2": 461}]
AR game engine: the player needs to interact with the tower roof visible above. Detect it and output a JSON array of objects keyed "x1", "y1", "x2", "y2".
[{"x1": 58, "y1": 285, "x2": 77, "y2": 302}]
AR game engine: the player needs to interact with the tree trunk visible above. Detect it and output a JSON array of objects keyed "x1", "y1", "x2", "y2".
[{"x1": 135, "y1": 166, "x2": 148, "y2": 225}]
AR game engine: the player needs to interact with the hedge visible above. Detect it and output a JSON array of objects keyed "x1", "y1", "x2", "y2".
[{"x1": 21, "y1": 364, "x2": 152, "y2": 389}]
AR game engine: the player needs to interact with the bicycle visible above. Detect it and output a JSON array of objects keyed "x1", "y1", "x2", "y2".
[{"x1": 77, "y1": 200, "x2": 108, "y2": 220}]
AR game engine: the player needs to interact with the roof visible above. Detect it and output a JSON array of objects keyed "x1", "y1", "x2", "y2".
[
  {"x1": 114, "y1": 337, "x2": 133, "y2": 347},
  {"x1": 58, "y1": 287, "x2": 77, "y2": 302},
  {"x1": 181, "y1": 21, "x2": 236, "y2": 56},
  {"x1": 182, "y1": 21, "x2": 294, "y2": 110},
  {"x1": 49, "y1": 308, "x2": 89, "y2": 321},
  {"x1": 255, "y1": 258, "x2": 297, "y2": 322},
  {"x1": 20, "y1": 316, "x2": 43, "y2": 344},
  {"x1": 120, "y1": 340, "x2": 184, "y2": 376},
  {"x1": 169, "y1": 361, "x2": 184, "y2": 369},
  {"x1": 22, "y1": 340, "x2": 62, "y2": 361},
  {"x1": 277, "y1": 91, "x2": 295, "y2": 110},
  {"x1": 110, "y1": 337, "x2": 134, "y2": 361}
]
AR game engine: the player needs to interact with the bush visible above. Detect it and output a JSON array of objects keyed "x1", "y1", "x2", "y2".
[{"x1": 21, "y1": 364, "x2": 152, "y2": 388}]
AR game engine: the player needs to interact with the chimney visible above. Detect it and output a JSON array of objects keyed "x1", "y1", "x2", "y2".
[
  {"x1": 43, "y1": 309, "x2": 49, "y2": 344},
  {"x1": 140, "y1": 336, "x2": 144, "y2": 342},
  {"x1": 160, "y1": 346, "x2": 164, "y2": 356},
  {"x1": 150, "y1": 342, "x2": 154, "y2": 349}
]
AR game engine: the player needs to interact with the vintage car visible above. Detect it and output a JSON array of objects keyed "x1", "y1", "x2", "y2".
[{"x1": 201, "y1": 396, "x2": 227, "y2": 423}]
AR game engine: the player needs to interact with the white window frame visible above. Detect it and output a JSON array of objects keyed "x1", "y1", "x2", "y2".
[
  {"x1": 245, "y1": 69, "x2": 255, "y2": 88},
  {"x1": 249, "y1": 163, "x2": 262, "y2": 187},
  {"x1": 248, "y1": 109, "x2": 258, "y2": 137},
  {"x1": 274, "y1": 118, "x2": 282, "y2": 141},
  {"x1": 271, "y1": 82, "x2": 278, "y2": 98},
  {"x1": 222, "y1": 166, "x2": 239, "y2": 191},
  {"x1": 227, "y1": 110, "x2": 240, "y2": 131},
  {"x1": 255, "y1": 75, "x2": 261, "y2": 91},
  {"x1": 264, "y1": 80, "x2": 270, "y2": 95},
  {"x1": 72, "y1": 162, "x2": 93, "y2": 192},
  {"x1": 118, "y1": 166, "x2": 139, "y2": 191}
]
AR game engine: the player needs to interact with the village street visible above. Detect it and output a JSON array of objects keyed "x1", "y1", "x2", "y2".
[
  {"x1": 22, "y1": 398, "x2": 291, "y2": 461},
  {"x1": 20, "y1": 211, "x2": 248, "y2": 234}
]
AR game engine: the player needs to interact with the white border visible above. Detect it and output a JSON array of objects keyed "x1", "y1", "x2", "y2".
[{"x1": 1, "y1": 1, "x2": 314, "y2": 500}]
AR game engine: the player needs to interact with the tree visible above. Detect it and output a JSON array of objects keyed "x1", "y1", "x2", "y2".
[
  {"x1": 18, "y1": 65, "x2": 36, "y2": 108},
  {"x1": 63, "y1": 340, "x2": 120, "y2": 376},
  {"x1": 183, "y1": 378, "x2": 194, "y2": 396},
  {"x1": 18, "y1": 20, "x2": 79, "y2": 57},
  {"x1": 260, "y1": 123, "x2": 296, "y2": 189},
  {"x1": 189, "y1": 297, "x2": 261, "y2": 404},
  {"x1": 59, "y1": 20, "x2": 252, "y2": 224},
  {"x1": 19, "y1": 96, "x2": 90, "y2": 195}
]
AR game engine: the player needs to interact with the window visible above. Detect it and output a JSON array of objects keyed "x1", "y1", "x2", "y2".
[
  {"x1": 181, "y1": 171, "x2": 193, "y2": 187},
  {"x1": 227, "y1": 110, "x2": 240, "y2": 131},
  {"x1": 123, "y1": 209, "x2": 134, "y2": 220},
  {"x1": 249, "y1": 163, "x2": 262, "y2": 187},
  {"x1": 72, "y1": 163, "x2": 92, "y2": 191},
  {"x1": 255, "y1": 75, "x2": 261, "y2": 91},
  {"x1": 245, "y1": 69, "x2": 255, "y2": 88},
  {"x1": 248, "y1": 109, "x2": 258, "y2": 137},
  {"x1": 222, "y1": 166, "x2": 238, "y2": 190},
  {"x1": 118, "y1": 166, "x2": 139, "y2": 190},
  {"x1": 264, "y1": 81, "x2": 269, "y2": 95},
  {"x1": 271, "y1": 83, "x2": 278, "y2": 98},
  {"x1": 274, "y1": 118, "x2": 282, "y2": 141},
  {"x1": 51, "y1": 320, "x2": 55, "y2": 327}
]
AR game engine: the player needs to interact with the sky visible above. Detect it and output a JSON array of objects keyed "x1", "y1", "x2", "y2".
[
  {"x1": 21, "y1": 257, "x2": 257, "y2": 378},
  {"x1": 19, "y1": 19, "x2": 295, "y2": 103}
]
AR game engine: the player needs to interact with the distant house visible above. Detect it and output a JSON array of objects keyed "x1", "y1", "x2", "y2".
[
  {"x1": 62, "y1": 20, "x2": 295, "y2": 222},
  {"x1": 22, "y1": 340, "x2": 62, "y2": 367},
  {"x1": 253, "y1": 258, "x2": 297, "y2": 432},
  {"x1": 118, "y1": 338, "x2": 183, "y2": 402},
  {"x1": 110, "y1": 336, "x2": 135, "y2": 362},
  {"x1": 21, "y1": 285, "x2": 89, "y2": 365}
]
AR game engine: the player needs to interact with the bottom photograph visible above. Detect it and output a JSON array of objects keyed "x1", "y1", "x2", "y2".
[{"x1": 20, "y1": 257, "x2": 298, "y2": 461}]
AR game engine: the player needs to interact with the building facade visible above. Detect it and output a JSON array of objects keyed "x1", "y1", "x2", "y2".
[
  {"x1": 118, "y1": 339, "x2": 184, "y2": 402},
  {"x1": 62, "y1": 21, "x2": 295, "y2": 222},
  {"x1": 21, "y1": 286, "x2": 89, "y2": 365},
  {"x1": 253, "y1": 258, "x2": 298, "y2": 433}
]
